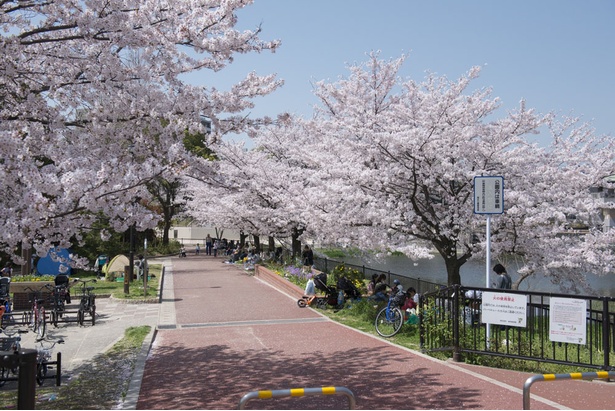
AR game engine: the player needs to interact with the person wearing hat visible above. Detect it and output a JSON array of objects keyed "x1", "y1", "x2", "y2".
[{"x1": 391, "y1": 279, "x2": 403, "y2": 295}]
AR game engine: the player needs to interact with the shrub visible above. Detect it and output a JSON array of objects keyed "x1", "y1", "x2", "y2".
[{"x1": 330, "y1": 264, "x2": 366, "y2": 294}]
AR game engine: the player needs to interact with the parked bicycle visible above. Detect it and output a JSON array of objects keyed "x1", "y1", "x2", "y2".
[
  {"x1": 374, "y1": 296, "x2": 404, "y2": 337},
  {"x1": 35, "y1": 336, "x2": 64, "y2": 386},
  {"x1": 46, "y1": 276, "x2": 74, "y2": 327},
  {"x1": 0, "y1": 277, "x2": 15, "y2": 329},
  {"x1": 76, "y1": 279, "x2": 96, "y2": 326},
  {"x1": 23, "y1": 286, "x2": 47, "y2": 339},
  {"x1": 0, "y1": 327, "x2": 28, "y2": 387}
]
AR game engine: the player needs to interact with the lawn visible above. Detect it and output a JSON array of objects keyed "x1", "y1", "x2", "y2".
[{"x1": 80, "y1": 263, "x2": 162, "y2": 300}]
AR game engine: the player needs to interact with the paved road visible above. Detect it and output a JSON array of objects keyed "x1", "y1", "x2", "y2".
[{"x1": 135, "y1": 256, "x2": 615, "y2": 410}]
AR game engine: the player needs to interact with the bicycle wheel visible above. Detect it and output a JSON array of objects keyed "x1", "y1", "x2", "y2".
[
  {"x1": 375, "y1": 306, "x2": 403, "y2": 338},
  {"x1": 36, "y1": 363, "x2": 48, "y2": 386},
  {"x1": 22, "y1": 311, "x2": 32, "y2": 328},
  {"x1": 0, "y1": 367, "x2": 8, "y2": 387},
  {"x1": 297, "y1": 299, "x2": 307, "y2": 308},
  {"x1": 77, "y1": 309, "x2": 84, "y2": 326},
  {"x1": 36, "y1": 308, "x2": 46, "y2": 339}
]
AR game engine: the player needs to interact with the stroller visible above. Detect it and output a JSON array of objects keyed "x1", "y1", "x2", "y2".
[
  {"x1": 297, "y1": 272, "x2": 339, "y2": 309},
  {"x1": 337, "y1": 276, "x2": 361, "y2": 301}
]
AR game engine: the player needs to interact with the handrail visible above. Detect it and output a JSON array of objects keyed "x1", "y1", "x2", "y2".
[{"x1": 523, "y1": 371, "x2": 615, "y2": 409}]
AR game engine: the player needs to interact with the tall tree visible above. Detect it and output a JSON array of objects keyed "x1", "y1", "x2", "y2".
[
  {"x1": 0, "y1": 0, "x2": 281, "y2": 262},
  {"x1": 297, "y1": 53, "x2": 615, "y2": 290}
]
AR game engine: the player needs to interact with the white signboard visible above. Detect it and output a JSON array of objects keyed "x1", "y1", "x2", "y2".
[
  {"x1": 549, "y1": 297, "x2": 586, "y2": 345},
  {"x1": 474, "y1": 176, "x2": 504, "y2": 214},
  {"x1": 482, "y1": 292, "x2": 527, "y2": 327}
]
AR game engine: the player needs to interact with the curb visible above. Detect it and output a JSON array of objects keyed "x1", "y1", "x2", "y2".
[{"x1": 122, "y1": 326, "x2": 157, "y2": 409}]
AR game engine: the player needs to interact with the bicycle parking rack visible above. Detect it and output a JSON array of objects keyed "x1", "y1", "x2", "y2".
[
  {"x1": 1, "y1": 352, "x2": 62, "y2": 387},
  {"x1": 522, "y1": 371, "x2": 615, "y2": 410},
  {"x1": 0, "y1": 348, "x2": 37, "y2": 409},
  {"x1": 238, "y1": 386, "x2": 356, "y2": 409}
]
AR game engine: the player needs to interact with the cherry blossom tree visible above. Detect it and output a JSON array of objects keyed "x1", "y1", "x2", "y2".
[
  {"x1": 291, "y1": 53, "x2": 615, "y2": 289},
  {"x1": 0, "y1": 0, "x2": 281, "y2": 263},
  {"x1": 184, "y1": 115, "x2": 314, "y2": 255},
  {"x1": 183, "y1": 50, "x2": 615, "y2": 291}
]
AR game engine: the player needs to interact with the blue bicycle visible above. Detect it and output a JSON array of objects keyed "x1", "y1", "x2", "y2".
[{"x1": 374, "y1": 296, "x2": 404, "y2": 337}]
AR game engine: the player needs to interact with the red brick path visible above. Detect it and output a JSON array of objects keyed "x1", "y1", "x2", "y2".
[{"x1": 137, "y1": 255, "x2": 615, "y2": 410}]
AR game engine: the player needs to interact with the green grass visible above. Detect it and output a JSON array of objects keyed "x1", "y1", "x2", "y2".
[
  {"x1": 75, "y1": 264, "x2": 162, "y2": 300},
  {"x1": 317, "y1": 298, "x2": 422, "y2": 350}
]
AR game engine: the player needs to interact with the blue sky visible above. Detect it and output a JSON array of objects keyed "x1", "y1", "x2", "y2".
[{"x1": 190, "y1": 0, "x2": 615, "y2": 144}]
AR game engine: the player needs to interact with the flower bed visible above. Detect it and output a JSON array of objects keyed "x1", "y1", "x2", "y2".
[{"x1": 254, "y1": 264, "x2": 305, "y2": 298}]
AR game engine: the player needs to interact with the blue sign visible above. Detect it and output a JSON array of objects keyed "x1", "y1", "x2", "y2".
[{"x1": 36, "y1": 248, "x2": 73, "y2": 276}]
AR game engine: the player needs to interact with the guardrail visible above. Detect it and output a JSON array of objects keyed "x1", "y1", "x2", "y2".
[
  {"x1": 420, "y1": 284, "x2": 615, "y2": 370},
  {"x1": 238, "y1": 386, "x2": 356, "y2": 409},
  {"x1": 523, "y1": 371, "x2": 615, "y2": 409},
  {"x1": 314, "y1": 256, "x2": 444, "y2": 295}
]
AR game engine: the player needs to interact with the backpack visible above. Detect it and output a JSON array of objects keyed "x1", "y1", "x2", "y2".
[{"x1": 392, "y1": 290, "x2": 406, "y2": 307}]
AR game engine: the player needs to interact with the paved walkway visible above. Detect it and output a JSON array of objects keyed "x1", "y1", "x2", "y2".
[{"x1": 132, "y1": 255, "x2": 615, "y2": 410}]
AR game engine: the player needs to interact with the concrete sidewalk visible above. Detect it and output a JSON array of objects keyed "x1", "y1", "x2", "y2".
[{"x1": 134, "y1": 256, "x2": 615, "y2": 410}]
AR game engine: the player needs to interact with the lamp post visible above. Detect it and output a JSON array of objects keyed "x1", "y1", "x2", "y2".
[{"x1": 125, "y1": 222, "x2": 135, "y2": 295}]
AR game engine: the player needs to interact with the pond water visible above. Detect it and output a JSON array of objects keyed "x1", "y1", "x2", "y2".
[{"x1": 337, "y1": 253, "x2": 615, "y2": 298}]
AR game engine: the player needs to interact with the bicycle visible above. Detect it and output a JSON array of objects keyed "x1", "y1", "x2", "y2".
[
  {"x1": 0, "y1": 327, "x2": 28, "y2": 387},
  {"x1": 46, "y1": 279, "x2": 73, "y2": 327},
  {"x1": 76, "y1": 279, "x2": 96, "y2": 326},
  {"x1": 0, "y1": 279, "x2": 15, "y2": 329},
  {"x1": 23, "y1": 286, "x2": 47, "y2": 339},
  {"x1": 374, "y1": 296, "x2": 404, "y2": 338},
  {"x1": 35, "y1": 336, "x2": 64, "y2": 386}
]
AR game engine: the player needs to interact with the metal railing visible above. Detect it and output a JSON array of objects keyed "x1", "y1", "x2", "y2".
[
  {"x1": 313, "y1": 256, "x2": 444, "y2": 295},
  {"x1": 420, "y1": 285, "x2": 615, "y2": 370},
  {"x1": 523, "y1": 371, "x2": 615, "y2": 409}
]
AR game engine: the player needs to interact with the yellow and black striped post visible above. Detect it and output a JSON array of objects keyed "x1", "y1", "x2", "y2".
[
  {"x1": 238, "y1": 386, "x2": 356, "y2": 409},
  {"x1": 523, "y1": 371, "x2": 614, "y2": 410}
]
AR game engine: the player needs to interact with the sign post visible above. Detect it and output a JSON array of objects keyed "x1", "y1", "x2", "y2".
[{"x1": 474, "y1": 176, "x2": 504, "y2": 344}]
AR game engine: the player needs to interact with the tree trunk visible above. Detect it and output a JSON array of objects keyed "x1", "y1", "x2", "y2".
[
  {"x1": 443, "y1": 256, "x2": 462, "y2": 286},
  {"x1": 268, "y1": 236, "x2": 275, "y2": 255},
  {"x1": 162, "y1": 218, "x2": 172, "y2": 245},
  {"x1": 434, "y1": 240, "x2": 466, "y2": 286},
  {"x1": 253, "y1": 235, "x2": 261, "y2": 253},
  {"x1": 291, "y1": 227, "x2": 303, "y2": 258}
]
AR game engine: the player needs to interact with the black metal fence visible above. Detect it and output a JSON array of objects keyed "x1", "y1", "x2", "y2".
[
  {"x1": 313, "y1": 256, "x2": 444, "y2": 295},
  {"x1": 420, "y1": 285, "x2": 615, "y2": 371}
]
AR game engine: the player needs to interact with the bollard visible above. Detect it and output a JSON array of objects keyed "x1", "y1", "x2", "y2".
[
  {"x1": 124, "y1": 265, "x2": 130, "y2": 295},
  {"x1": 239, "y1": 386, "x2": 356, "y2": 409},
  {"x1": 18, "y1": 349, "x2": 37, "y2": 410},
  {"x1": 55, "y1": 352, "x2": 62, "y2": 386},
  {"x1": 523, "y1": 371, "x2": 615, "y2": 410}
]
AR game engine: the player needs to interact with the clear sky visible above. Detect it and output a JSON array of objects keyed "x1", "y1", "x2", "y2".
[{"x1": 189, "y1": 0, "x2": 615, "y2": 144}]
